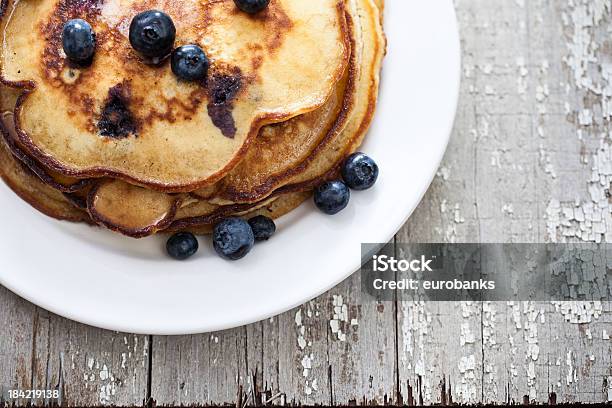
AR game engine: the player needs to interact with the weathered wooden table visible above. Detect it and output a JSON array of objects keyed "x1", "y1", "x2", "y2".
[{"x1": 2, "y1": 1, "x2": 612, "y2": 406}]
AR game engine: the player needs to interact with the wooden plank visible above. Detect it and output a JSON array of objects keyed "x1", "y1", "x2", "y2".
[
  {"x1": 29, "y1": 311, "x2": 149, "y2": 406},
  {"x1": 275, "y1": 300, "x2": 332, "y2": 406},
  {"x1": 0, "y1": 287, "x2": 35, "y2": 407},
  {"x1": 323, "y1": 273, "x2": 397, "y2": 405},
  {"x1": 392, "y1": 0, "x2": 612, "y2": 405},
  {"x1": 150, "y1": 272, "x2": 398, "y2": 406},
  {"x1": 0, "y1": 288, "x2": 148, "y2": 407},
  {"x1": 151, "y1": 328, "x2": 248, "y2": 406},
  {"x1": 393, "y1": 0, "x2": 488, "y2": 402}
]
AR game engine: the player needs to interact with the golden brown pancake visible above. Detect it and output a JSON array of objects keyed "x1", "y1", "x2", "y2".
[
  {"x1": 1, "y1": 89, "x2": 93, "y2": 222},
  {"x1": 373, "y1": 0, "x2": 384, "y2": 14},
  {"x1": 0, "y1": 79, "x2": 18, "y2": 112},
  {"x1": 174, "y1": 195, "x2": 277, "y2": 223},
  {"x1": 203, "y1": 0, "x2": 384, "y2": 203},
  {"x1": 166, "y1": 0, "x2": 385, "y2": 234},
  {"x1": 196, "y1": 68, "x2": 352, "y2": 204},
  {"x1": 1, "y1": 0, "x2": 350, "y2": 191},
  {"x1": 0, "y1": 111, "x2": 93, "y2": 193},
  {"x1": 192, "y1": 9, "x2": 359, "y2": 205},
  {"x1": 272, "y1": 0, "x2": 385, "y2": 195},
  {"x1": 90, "y1": 48, "x2": 354, "y2": 225},
  {"x1": 66, "y1": 0, "x2": 362, "y2": 237},
  {"x1": 0, "y1": 80, "x2": 93, "y2": 192},
  {"x1": 0, "y1": 122, "x2": 90, "y2": 223},
  {"x1": 79, "y1": 0, "x2": 383, "y2": 238},
  {"x1": 87, "y1": 179, "x2": 279, "y2": 237},
  {"x1": 87, "y1": 180, "x2": 183, "y2": 238},
  {"x1": 167, "y1": 191, "x2": 311, "y2": 235}
]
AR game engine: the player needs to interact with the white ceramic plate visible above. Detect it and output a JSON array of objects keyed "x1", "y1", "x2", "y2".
[{"x1": 0, "y1": 0, "x2": 460, "y2": 335}]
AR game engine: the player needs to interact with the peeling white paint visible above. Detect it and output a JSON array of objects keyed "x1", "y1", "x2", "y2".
[
  {"x1": 551, "y1": 301, "x2": 603, "y2": 324},
  {"x1": 329, "y1": 295, "x2": 349, "y2": 342}
]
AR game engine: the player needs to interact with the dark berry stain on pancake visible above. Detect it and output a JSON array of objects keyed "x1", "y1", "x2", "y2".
[
  {"x1": 98, "y1": 83, "x2": 138, "y2": 138},
  {"x1": 207, "y1": 71, "x2": 243, "y2": 138}
]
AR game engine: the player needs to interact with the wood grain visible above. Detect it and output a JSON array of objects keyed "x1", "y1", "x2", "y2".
[
  {"x1": 2, "y1": 0, "x2": 612, "y2": 406},
  {"x1": 0, "y1": 298, "x2": 149, "y2": 407}
]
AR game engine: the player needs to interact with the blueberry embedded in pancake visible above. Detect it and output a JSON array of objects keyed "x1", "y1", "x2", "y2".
[
  {"x1": 1, "y1": 0, "x2": 350, "y2": 191},
  {"x1": 62, "y1": 19, "x2": 97, "y2": 65},
  {"x1": 171, "y1": 45, "x2": 210, "y2": 82},
  {"x1": 129, "y1": 10, "x2": 176, "y2": 59},
  {"x1": 206, "y1": 69, "x2": 243, "y2": 138}
]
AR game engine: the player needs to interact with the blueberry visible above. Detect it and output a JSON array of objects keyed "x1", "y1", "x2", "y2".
[
  {"x1": 314, "y1": 180, "x2": 350, "y2": 215},
  {"x1": 171, "y1": 45, "x2": 210, "y2": 82},
  {"x1": 341, "y1": 152, "x2": 379, "y2": 190},
  {"x1": 166, "y1": 232, "x2": 199, "y2": 260},
  {"x1": 129, "y1": 10, "x2": 176, "y2": 58},
  {"x1": 62, "y1": 19, "x2": 96, "y2": 64},
  {"x1": 213, "y1": 218, "x2": 255, "y2": 260},
  {"x1": 233, "y1": 0, "x2": 270, "y2": 14},
  {"x1": 248, "y1": 215, "x2": 276, "y2": 241}
]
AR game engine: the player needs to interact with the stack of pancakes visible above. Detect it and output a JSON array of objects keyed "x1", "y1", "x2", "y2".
[{"x1": 0, "y1": 0, "x2": 385, "y2": 237}]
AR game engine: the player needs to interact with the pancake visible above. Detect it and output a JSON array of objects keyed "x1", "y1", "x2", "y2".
[
  {"x1": 85, "y1": 176, "x2": 293, "y2": 237},
  {"x1": 82, "y1": 38, "x2": 354, "y2": 233},
  {"x1": 192, "y1": 0, "x2": 367, "y2": 206},
  {"x1": 196, "y1": 66, "x2": 353, "y2": 204},
  {"x1": 0, "y1": 120, "x2": 90, "y2": 223},
  {"x1": 0, "y1": 79, "x2": 18, "y2": 113},
  {"x1": 165, "y1": 0, "x2": 385, "y2": 234},
  {"x1": 0, "y1": 73, "x2": 94, "y2": 193},
  {"x1": 173, "y1": 195, "x2": 277, "y2": 224},
  {"x1": 87, "y1": 179, "x2": 183, "y2": 238},
  {"x1": 0, "y1": 82, "x2": 92, "y2": 212},
  {"x1": 1, "y1": 111, "x2": 93, "y2": 193},
  {"x1": 273, "y1": 0, "x2": 384, "y2": 194},
  {"x1": 204, "y1": 0, "x2": 384, "y2": 202},
  {"x1": 373, "y1": 0, "x2": 384, "y2": 14},
  {"x1": 1, "y1": 0, "x2": 350, "y2": 191},
  {"x1": 167, "y1": 191, "x2": 311, "y2": 235},
  {"x1": 84, "y1": 176, "x2": 275, "y2": 237}
]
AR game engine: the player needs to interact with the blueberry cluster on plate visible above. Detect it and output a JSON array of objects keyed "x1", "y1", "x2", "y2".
[{"x1": 167, "y1": 153, "x2": 378, "y2": 261}]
